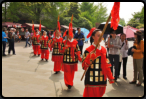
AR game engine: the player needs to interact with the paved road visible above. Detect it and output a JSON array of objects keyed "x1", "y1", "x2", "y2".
[{"x1": 2, "y1": 40, "x2": 144, "y2": 97}]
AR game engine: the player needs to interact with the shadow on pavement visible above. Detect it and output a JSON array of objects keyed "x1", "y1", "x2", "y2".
[
  {"x1": 2, "y1": 55, "x2": 13, "y2": 59},
  {"x1": 49, "y1": 71, "x2": 64, "y2": 82},
  {"x1": 58, "y1": 86, "x2": 82, "y2": 97},
  {"x1": 105, "y1": 79, "x2": 144, "y2": 97},
  {"x1": 37, "y1": 60, "x2": 49, "y2": 65}
]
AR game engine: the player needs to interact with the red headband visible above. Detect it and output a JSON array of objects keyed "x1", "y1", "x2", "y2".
[{"x1": 87, "y1": 27, "x2": 97, "y2": 38}]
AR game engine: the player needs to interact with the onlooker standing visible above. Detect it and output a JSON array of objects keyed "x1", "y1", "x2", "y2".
[
  {"x1": 108, "y1": 31, "x2": 121, "y2": 82},
  {"x1": 2, "y1": 28, "x2": 8, "y2": 56},
  {"x1": 129, "y1": 31, "x2": 144, "y2": 86},
  {"x1": 24, "y1": 29, "x2": 31, "y2": 47},
  {"x1": 118, "y1": 33, "x2": 129, "y2": 80},
  {"x1": 74, "y1": 27, "x2": 85, "y2": 56},
  {"x1": 8, "y1": 28, "x2": 16, "y2": 55},
  {"x1": 30, "y1": 30, "x2": 34, "y2": 44}
]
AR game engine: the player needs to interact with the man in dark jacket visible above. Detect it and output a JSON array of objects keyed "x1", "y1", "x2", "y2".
[
  {"x1": 74, "y1": 27, "x2": 85, "y2": 56},
  {"x1": 8, "y1": 28, "x2": 16, "y2": 55}
]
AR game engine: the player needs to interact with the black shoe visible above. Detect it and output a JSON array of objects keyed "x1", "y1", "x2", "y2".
[
  {"x1": 136, "y1": 83, "x2": 141, "y2": 87},
  {"x1": 41, "y1": 59, "x2": 43, "y2": 61},
  {"x1": 129, "y1": 81, "x2": 136, "y2": 84},
  {"x1": 46, "y1": 59, "x2": 48, "y2": 62},
  {"x1": 38, "y1": 54, "x2": 40, "y2": 57},
  {"x1": 68, "y1": 85, "x2": 72, "y2": 89},
  {"x1": 25, "y1": 46, "x2": 27, "y2": 47},
  {"x1": 55, "y1": 71, "x2": 58, "y2": 74},
  {"x1": 13, "y1": 54, "x2": 16, "y2": 55},
  {"x1": 34, "y1": 54, "x2": 36, "y2": 56},
  {"x1": 29, "y1": 44, "x2": 31, "y2": 47},
  {"x1": 123, "y1": 77, "x2": 127, "y2": 80}
]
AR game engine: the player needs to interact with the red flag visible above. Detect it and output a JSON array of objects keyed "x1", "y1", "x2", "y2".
[
  {"x1": 39, "y1": 20, "x2": 41, "y2": 31},
  {"x1": 110, "y1": 2, "x2": 120, "y2": 30}
]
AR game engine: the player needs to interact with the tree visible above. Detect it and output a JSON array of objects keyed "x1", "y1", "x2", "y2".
[
  {"x1": 60, "y1": 16, "x2": 93, "y2": 30},
  {"x1": 79, "y1": 2, "x2": 108, "y2": 27},
  {"x1": 63, "y1": 2, "x2": 81, "y2": 19},
  {"x1": 94, "y1": 3, "x2": 108, "y2": 25},
  {"x1": 127, "y1": 6, "x2": 144, "y2": 28},
  {"x1": 119, "y1": 18, "x2": 126, "y2": 26}
]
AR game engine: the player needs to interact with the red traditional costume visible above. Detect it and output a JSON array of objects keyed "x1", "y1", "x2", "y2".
[
  {"x1": 59, "y1": 38, "x2": 82, "y2": 88},
  {"x1": 40, "y1": 35, "x2": 50, "y2": 61},
  {"x1": 82, "y1": 28, "x2": 114, "y2": 97},
  {"x1": 51, "y1": 36, "x2": 63, "y2": 72},
  {"x1": 32, "y1": 34, "x2": 41, "y2": 56}
]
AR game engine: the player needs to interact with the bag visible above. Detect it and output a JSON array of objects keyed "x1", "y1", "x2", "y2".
[{"x1": 127, "y1": 46, "x2": 136, "y2": 56}]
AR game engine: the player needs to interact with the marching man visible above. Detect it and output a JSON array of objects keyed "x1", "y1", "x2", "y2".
[
  {"x1": 82, "y1": 28, "x2": 115, "y2": 97},
  {"x1": 40, "y1": 30, "x2": 50, "y2": 61},
  {"x1": 59, "y1": 16, "x2": 82, "y2": 89},
  {"x1": 32, "y1": 30, "x2": 41, "y2": 56},
  {"x1": 51, "y1": 29, "x2": 63, "y2": 74}
]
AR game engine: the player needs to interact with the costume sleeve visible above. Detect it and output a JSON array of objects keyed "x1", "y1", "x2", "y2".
[
  {"x1": 82, "y1": 50, "x2": 90, "y2": 70},
  {"x1": 104, "y1": 52, "x2": 114, "y2": 83},
  {"x1": 133, "y1": 40, "x2": 144, "y2": 53},
  {"x1": 75, "y1": 44, "x2": 82, "y2": 61},
  {"x1": 59, "y1": 43, "x2": 66, "y2": 54}
]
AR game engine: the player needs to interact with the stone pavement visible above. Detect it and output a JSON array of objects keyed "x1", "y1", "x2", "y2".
[{"x1": 2, "y1": 40, "x2": 144, "y2": 97}]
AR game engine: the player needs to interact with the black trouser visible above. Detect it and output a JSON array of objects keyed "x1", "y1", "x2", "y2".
[
  {"x1": 118, "y1": 57, "x2": 128, "y2": 77},
  {"x1": 109, "y1": 54, "x2": 119, "y2": 80},
  {"x1": 2, "y1": 41, "x2": 6, "y2": 55},
  {"x1": 8, "y1": 40, "x2": 15, "y2": 54},
  {"x1": 79, "y1": 46, "x2": 83, "y2": 56}
]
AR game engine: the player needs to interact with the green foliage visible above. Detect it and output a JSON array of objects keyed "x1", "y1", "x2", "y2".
[
  {"x1": 60, "y1": 16, "x2": 92, "y2": 30},
  {"x1": 79, "y1": 2, "x2": 108, "y2": 27},
  {"x1": 119, "y1": 18, "x2": 126, "y2": 26},
  {"x1": 64, "y1": 2, "x2": 81, "y2": 19},
  {"x1": 127, "y1": 6, "x2": 144, "y2": 28}
]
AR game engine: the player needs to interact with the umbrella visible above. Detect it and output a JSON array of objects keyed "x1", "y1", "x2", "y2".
[
  {"x1": 75, "y1": 28, "x2": 90, "y2": 42},
  {"x1": 98, "y1": 22, "x2": 123, "y2": 34},
  {"x1": 117, "y1": 26, "x2": 139, "y2": 38}
]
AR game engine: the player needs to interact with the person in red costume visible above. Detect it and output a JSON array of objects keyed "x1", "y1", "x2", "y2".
[
  {"x1": 50, "y1": 29, "x2": 63, "y2": 74},
  {"x1": 32, "y1": 30, "x2": 41, "y2": 56},
  {"x1": 82, "y1": 28, "x2": 115, "y2": 97},
  {"x1": 59, "y1": 30, "x2": 82, "y2": 89},
  {"x1": 40, "y1": 31, "x2": 50, "y2": 61}
]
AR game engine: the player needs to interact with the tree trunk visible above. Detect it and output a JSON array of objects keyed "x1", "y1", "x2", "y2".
[{"x1": 5, "y1": 2, "x2": 6, "y2": 22}]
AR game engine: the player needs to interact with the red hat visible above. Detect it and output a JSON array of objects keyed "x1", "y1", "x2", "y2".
[{"x1": 69, "y1": 23, "x2": 73, "y2": 38}]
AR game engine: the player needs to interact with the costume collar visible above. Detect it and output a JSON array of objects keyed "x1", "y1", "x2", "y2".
[
  {"x1": 56, "y1": 36, "x2": 60, "y2": 39},
  {"x1": 92, "y1": 42, "x2": 101, "y2": 50},
  {"x1": 68, "y1": 38, "x2": 73, "y2": 42}
]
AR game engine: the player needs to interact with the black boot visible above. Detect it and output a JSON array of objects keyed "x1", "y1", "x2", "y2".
[
  {"x1": 46, "y1": 59, "x2": 48, "y2": 62},
  {"x1": 68, "y1": 85, "x2": 72, "y2": 89}
]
